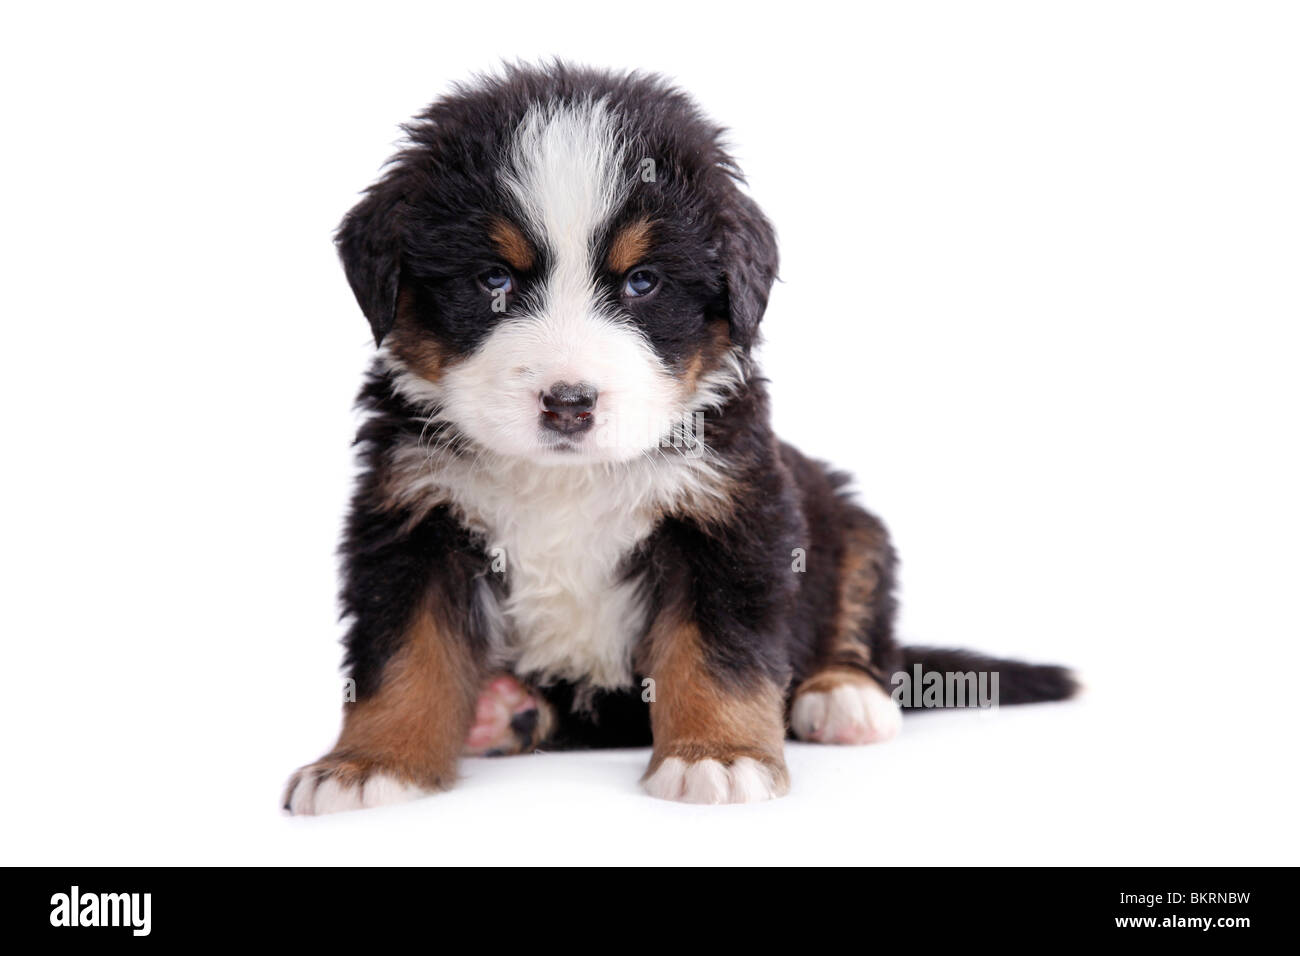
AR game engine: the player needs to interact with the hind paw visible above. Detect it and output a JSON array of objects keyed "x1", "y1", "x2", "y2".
[
  {"x1": 464, "y1": 674, "x2": 553, "y2": 756},
  {"x1": 791, "y1": 671, "x2": 901, "y2": 744}
]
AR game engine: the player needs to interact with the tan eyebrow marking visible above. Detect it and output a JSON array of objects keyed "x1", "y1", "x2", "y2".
[
  {"x1": 489, "y1": 218, "x2": 536, "y2": 271},
  {"x1": 608, "y1": 218, "x2": 654, "y2": 274}
]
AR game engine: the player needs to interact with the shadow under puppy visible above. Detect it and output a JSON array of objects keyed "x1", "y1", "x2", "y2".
[{"x1": 285, "y1": 63, "x2": 1075, "y2": 813}]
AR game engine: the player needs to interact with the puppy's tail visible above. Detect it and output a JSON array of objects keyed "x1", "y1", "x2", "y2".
[{"x1": 896, "y1": 647, "x2": 1079, "y2": 707}]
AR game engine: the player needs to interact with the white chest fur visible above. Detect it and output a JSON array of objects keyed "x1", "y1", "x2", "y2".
[
  {"x1": 391, "y1": 446, "x2": 725, "y2": 688},
  {"x1": 467, "y1": 460, "x2": 660, "y2": 687}
]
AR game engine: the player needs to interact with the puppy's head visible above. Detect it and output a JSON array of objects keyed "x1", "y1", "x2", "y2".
[{"x1": 338, "y1": 63, "x2": 777, "y2": 464}]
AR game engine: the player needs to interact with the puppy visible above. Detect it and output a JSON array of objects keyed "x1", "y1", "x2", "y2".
[{"x1": 285, "y1": 63, "x2": 1075, "y2": 814}]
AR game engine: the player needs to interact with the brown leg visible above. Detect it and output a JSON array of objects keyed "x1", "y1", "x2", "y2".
[
  {"x1": 815, "y1": 519, "x2": 892, "y2": 675},
  {"x1": 284, "y1": 603, "x2": 480, "y2": 815},
  {"x1": 791, "y1": 517, "x2": 902, "y2": 745},
  {"x1": 640, "y1": 614, "x2": 789, "y2": 804}
]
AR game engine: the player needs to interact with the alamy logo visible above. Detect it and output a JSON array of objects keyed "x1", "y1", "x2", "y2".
[
  {"x1": 49, "y1": 886, "x2": 151, "y2": 937},
  {"x1": 891, "y1": 665, "x2": 1000, "y2": 709}
]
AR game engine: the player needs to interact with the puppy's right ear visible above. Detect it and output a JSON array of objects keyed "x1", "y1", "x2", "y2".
[{"x1": 336, "y1": 184, "x2": 403, "y2": 346}]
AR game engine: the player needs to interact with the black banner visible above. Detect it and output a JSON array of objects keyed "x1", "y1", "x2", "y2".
[{"x1": 8, "y1": 867, "x2": 1285, "y2": 942}]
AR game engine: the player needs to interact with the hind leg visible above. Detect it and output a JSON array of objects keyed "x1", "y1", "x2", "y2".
[{"x1": 793, "y1": 506, "x2": 902, "y2": 744}]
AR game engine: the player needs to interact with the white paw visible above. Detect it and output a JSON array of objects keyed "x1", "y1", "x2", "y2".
[
  {"x1": 284, "y1": 769, "x2": 426, "y2": 816},
  {"x1": 791, "y1": 679, "x2": 902, "y2": 744},
  {"x1": 643, "y1": 756, "x2": 787, "y2": 804}
]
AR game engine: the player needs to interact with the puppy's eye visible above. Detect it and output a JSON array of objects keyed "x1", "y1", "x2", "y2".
[
  {"x1": 622, "y1": 269, "x2": 659, "y2": 298},
  {"x1": 477, "y1": 267, "x2": 514, "y2": 295}
]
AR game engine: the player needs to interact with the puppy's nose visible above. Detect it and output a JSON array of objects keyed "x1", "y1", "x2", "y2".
[{"x1": 540, "y1": 382, "x2": 597, "y2": 435}]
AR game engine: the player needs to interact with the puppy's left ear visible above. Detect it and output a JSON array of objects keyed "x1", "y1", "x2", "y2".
[
  {"x1": 336, "y1": 184, "x2": 404, "y2": 346},
  {"x1": 717, "y1": 186, "x2": 779, "y2": 348}
]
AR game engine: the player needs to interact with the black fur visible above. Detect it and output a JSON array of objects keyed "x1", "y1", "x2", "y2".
[
  {"x1": 337, "y1": 62, "x2": 767, "y2": 364},
  {"x1": 899, "y1": 648, "x2": 1079, "y2": 707}
]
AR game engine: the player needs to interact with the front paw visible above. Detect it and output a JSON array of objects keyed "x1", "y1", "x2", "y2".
[
  {"x1": 283, "y1": 758, "x2": 429, "y2": 816},
  {"x1": 642, "y1": 753, "x2": 789, "y2": 804}
]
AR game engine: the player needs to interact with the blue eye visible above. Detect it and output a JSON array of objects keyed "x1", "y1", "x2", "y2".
[
  {"x1": 622, "y1": 269, "x2": 659, "y2": 298},
  {"x1": 478, "y1": 267, "x2": 513, "y2": 294}
]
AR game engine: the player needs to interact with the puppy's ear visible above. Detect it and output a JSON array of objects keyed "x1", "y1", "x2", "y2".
[
  {"x1": 717, "y1": 186, "x2": 778, "y2": 348},
  {"x1": 336, "y1": 185, "x2": 403, "y2": 346}
]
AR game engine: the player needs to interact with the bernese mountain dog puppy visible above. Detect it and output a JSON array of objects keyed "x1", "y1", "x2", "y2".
[{"x1": 285, "y1": 63, "x2": 1075, "y2": 814}]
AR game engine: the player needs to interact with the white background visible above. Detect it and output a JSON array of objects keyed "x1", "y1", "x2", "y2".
[{"x1": 2, "y1": 1, "x2": 1296, "y2": 865}]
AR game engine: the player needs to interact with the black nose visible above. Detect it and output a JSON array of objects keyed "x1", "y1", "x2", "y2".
[{"x1": 540, "y1": 382, "x2": 597, "y2": 435}]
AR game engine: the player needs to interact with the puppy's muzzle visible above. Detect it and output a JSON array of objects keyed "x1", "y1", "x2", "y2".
[{"x1": 540, "y1": 382, "x2": 597, "y2": 436}]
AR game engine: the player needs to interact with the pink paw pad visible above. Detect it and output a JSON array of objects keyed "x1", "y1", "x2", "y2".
[{"x1": 464, "y1": 675, "x2": 543, "y2": 755}]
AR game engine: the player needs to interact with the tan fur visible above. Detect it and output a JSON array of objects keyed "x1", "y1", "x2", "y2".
[
  {"x1": 387, "y1": 288, "x2": 449, "y2": 381},
  {"x1": 607, "y1": 218, "x2": 653, "y2": 274},
  {"x1": 793, "y1": 664, "x2": 875, "y2": 698},
  {"x1": 820, "y1": 523, "x2": 888, "y2": 673},
  {"x1": 287, "y1": 603, "x2": 480, "y2": 797},
  {"x1": 679, "y1": 319, "x2": 732, "y2": 397},
  {"x1": 490, "y1": 218, "x2": 536, "y2": 271},
  {"x1": 640, "y1": 610, "x2": 789, "y2": 790}
]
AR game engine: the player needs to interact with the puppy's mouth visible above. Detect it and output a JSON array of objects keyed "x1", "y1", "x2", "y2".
[
  {"x1": 537, "y1": 431, "x2": 586, "y2": 454},
  {"x1": 537, "y1": 407, "x2": 595, "y2": 443}
]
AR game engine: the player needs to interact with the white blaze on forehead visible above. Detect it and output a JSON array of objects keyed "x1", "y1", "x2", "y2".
[
  {"x1": 501, "y1": 98, "x2": 628, "y2": 276},
  {"x1": 497, "y1": 99, "x2": 644, "y2": 393}
]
